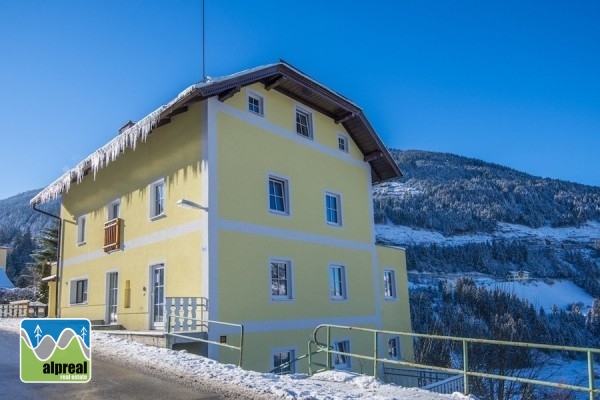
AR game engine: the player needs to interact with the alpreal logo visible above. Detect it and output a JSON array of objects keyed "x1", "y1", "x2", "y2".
[{"x1": 20, "y1": 318, "x2": 91, "y2": 383}]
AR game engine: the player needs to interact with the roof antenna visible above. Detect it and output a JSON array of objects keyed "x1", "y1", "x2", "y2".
[{"x1": 202, "y1": 0, "x2": 207, "y2": 82}]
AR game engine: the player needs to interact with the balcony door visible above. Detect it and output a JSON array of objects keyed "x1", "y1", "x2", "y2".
[
  {"x1": 106, "y1": 272, "x2": 118, "y2": 324},
  {"x1": 150, "y1": 264, "x2": 165, "y2": 329}
]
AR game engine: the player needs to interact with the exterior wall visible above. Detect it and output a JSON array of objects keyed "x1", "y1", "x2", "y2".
[
  {"x1": 50, "y1": 79, "x2": 412, "y2": 374},
  {"x1": 205, "y1": 88, "x2": 412, "y2": 373},
  {"x1": 58, "y1": 104, "x2": 204, "y2": 330},
  {"x1": 377, "y1": 245, "x2": 414, "y2": 362}
]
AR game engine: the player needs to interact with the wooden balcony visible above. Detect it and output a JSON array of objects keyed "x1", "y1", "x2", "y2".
[{"x1": 103, "y1": 218, "x2": 123, "y2": 252}]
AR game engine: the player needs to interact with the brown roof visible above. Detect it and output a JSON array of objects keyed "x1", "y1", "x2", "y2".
[{"x1": 31, "y1": 61, "x2": 401, "y2": 204}]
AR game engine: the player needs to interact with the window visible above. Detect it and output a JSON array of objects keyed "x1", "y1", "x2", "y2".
[
  {"x1": 271, "y1": 260, "x2": 292, "y2": 300},
  {"x1": 333, "y1": 340, "x2": 351, "y2": 369},
  {"x1": 272, "y1": 349, "x2": 295, "y2": 375},
  {"x1": 70, "y1": 278, "x2": 88, "y2": 304},
  {"x1": 248, "y1": 92, "x2": 264, "y2": 116},
  {"x1": 295, "y1": 108, "x2": 313, "y2": 139},
  {"x1": 150, "y1": 179, "x2": 165, "y2": 218},
  {"x1": 329, "y1": 265, "x2": 347, "y2": 300},
  {"x1": 388, "y1": 336, "x2": 400, "y2": 360},
  {"x1": 77, "y1": 215, "x2": 86, "y2": 245},
  {"x1": 268, "y1": 176, "x2": 289, "y2": 215},
  {"x1": 108, "y1": 199, "x2": 120, "y2": 220},
  {"x1": 338, "y1": 134, "x2": 349, "y2": 152},
  {"x1": 383, "y1": 270, "x2": 396, "y2": 299},
  {"x1": 325, "y1": 193, "x2": 342, "y2": 226}
]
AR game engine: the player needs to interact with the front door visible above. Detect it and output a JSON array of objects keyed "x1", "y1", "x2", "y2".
[
  {"x1": 150, "y1": 264, "x2": 165, "y2": 329},
  {"x1": 107, "y1": 272, "x2": 118, "y2": 324}
]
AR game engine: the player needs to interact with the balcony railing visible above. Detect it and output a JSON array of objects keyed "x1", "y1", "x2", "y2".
[{"x1": 103, "y1": 218, "x2": 123, "y2": 252}]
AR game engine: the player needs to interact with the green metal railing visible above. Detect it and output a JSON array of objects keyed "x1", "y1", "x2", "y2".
[
  {"x1": 269, "y1": 340, "x2": 331, "y2": 375},
  {"x1": 165, "y1": 315, "x2": 244, "y2": 367},
  {"x1": 312, "y1": 324, "x2": 600, "y2": 400}
]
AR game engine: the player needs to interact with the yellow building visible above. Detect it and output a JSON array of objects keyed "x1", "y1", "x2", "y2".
[{"x1": 31, "y1": 62, "x2": 413, "y2": 374}]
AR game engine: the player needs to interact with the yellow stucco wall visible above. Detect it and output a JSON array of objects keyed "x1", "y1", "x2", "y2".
[
  {"x1": 377, "y1": 245, "x2": 414, "y2": 362},
  {"x1": 52, "y1": 81, "x2": 413, "y2": 372},
  {"x1": 58, "y1": 104, "x2": 204, "y2": 330}
]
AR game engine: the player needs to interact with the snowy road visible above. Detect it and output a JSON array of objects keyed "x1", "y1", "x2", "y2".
[{"x1": 1, "y1": 318, "x2": 470, "y2": 399}]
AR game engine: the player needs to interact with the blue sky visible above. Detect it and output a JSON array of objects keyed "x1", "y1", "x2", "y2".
[{"x1": 1, "y1": 1, "x2": 598, "y2": 200}]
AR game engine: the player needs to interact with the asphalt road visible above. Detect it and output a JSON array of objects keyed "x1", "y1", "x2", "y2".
[{"x1": 0, "y1": 329, "x2": 221, "y2": 400}]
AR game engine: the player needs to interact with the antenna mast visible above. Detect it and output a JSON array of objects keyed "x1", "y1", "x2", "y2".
[{"x1": 202, "y1": 0, "x2": 206, "y2": 81}]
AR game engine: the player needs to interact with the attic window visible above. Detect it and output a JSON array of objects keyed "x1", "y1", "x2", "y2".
[
  {"x1": 248, "y1": 92, "x2": 264, "y2": 116},
  {"x1": 295, "y1": 108, "x2": 313, "y2": 139}
]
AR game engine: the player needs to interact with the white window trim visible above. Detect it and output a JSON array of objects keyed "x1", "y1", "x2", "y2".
[
  {"x1": 294, "y1": 106, "x2": 314, "y2": 139},
  {"x1": 387, "y1": 336, "x2": 401, "y2": 360},
  {"x1": 324, "y1": 191, "x2": 343, "y2": 227},
  {"x1": 271, "y1": 347, "x2": 297, "y2": 375},
  {"x1": 337, "y1": 133, "x2": 349, "y2": 152},
  {"x1": 149, "y1": 178, "x2": 166, "y2": 220},
  {"x1": 76, "y1": 215, "x2": 86, "y2": 246},
  {"x1": 247, "y1": 89, "x2": 265, "y2": 117},
  {"x1": 332, "y1": 339, "x2": 351, "y2": 370},
  {"x1": 69, "y1": 276, "x2": 89, "y2": 305},
  {"x1": 107, "y1": 198, "x2": 121, "y2": 221},
  {"x1": 383, "y1": 269, "x2": 397, "y2": 300},
  {"x1": 267, "y1": 174, "x2": 291, "y2": 217},
  {"x1": 269, "y1": 258, "x2": 294, "y2": 302},
  {"x1": 329, "y1": 264, "x2": 348, "y2": 301}
]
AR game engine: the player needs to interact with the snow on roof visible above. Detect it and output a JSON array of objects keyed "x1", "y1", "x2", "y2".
[
  {"x1": 0, "y1": 318, "x2": 470, "y2": 399},
  {"x1": 29, "y1": 63, "x2": 284, "y2": 205},
  {"x1": 30, "y1": 61, "x2": 396, "y2": 205}
]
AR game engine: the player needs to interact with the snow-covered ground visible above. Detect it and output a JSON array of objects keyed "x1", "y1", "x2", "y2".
[
  {"x1": 0, "y1": 318, "x2": 471, "y2": 400},
  {"x1": 410, "y1": 273, "x2": 595, "y2": 314},
  {"x1": 376, "y1": 221, "x2": 600, "y2": 247}
]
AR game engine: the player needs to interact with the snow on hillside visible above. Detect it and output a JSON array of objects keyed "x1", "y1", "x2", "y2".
[
  {"x1": 410, "y1": 272, "x2": 595, "y2": 314},
  {"x1": 376, "y1": 221, "x2": 600, "y2": 247},
  {"x1": 0, "y1": 318, "x2": 471, "y2": 400}
]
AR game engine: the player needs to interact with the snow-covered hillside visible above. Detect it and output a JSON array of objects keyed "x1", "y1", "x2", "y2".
[
  {"x1": 376, "y1": 221, "x2": 600, "y2": 247},
  {"x1": 410, "y1": 272, "x2": 595, "y2": 314}
]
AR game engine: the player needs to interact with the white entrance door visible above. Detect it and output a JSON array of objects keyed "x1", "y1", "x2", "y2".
[
  {"x1": 107, "y1": 272, "x2": 118, "y2": 324},
  {"x1": 150, "y1": 264, "x2": 165, "y2": 329}
]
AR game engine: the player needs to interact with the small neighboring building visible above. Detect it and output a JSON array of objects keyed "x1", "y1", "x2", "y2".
[
  {"x1": 0, "y1": 246, "x2": 15, "y2": 289},
  {"x1": 506, "y1": 270, "x2": 530, "y2": 282},
  {"x1": 30, "y1": 61, "x2": 413, "y2": 375}
]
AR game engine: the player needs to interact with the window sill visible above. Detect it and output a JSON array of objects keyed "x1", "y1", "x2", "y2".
[
  {"x1": 269, "y1": 210, "x2": 290, "y2": 217},
  {"x1": 271, "y1": 297, "x2": 294, "y2": 302},
  {"x1": 69, "y1": 302, "x2": 88, "y2": 306},
  {"x1": 295, "y1": 133, "x2": 314, "y2": 140},
  {"x1": 77, "y1": 241, "x2": 86, "y2": 247},
  {"x1": 384, "y1": 297, "x2": 398, "y2": 302},
  {"x1": 149, "y1": 213, "x2": 166, "y2": 222},
  {"x1": 326, "y1": 222, "x2": 342, "y2": 227},
  {"x1": 330, "y1": 297, "x2": 347, "y2": 302}
]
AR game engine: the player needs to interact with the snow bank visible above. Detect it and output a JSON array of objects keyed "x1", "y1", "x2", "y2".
[{"x1": 0, "y1": 318, "x2": 471, "y2": 399}]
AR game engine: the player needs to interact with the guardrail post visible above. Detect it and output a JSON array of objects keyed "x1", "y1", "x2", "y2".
[
  {"x1": 239, "y1": 325, "x2": 244, "y2": 368},
  {"x1": 326, "y1": 326, "x2": 331, "y2": 370},
  {"x1": 166, "y1": 315, "x2": 171, "y2": 348},
  {"x1": 373, "y1": 331, "x2": 378, "y2": 379},
  {"x1": 463, "y1": 340, "x2": 469, "y2": 395},
  {"x1": 308, "y1": 341, "x2": 313, "y2": 375},
  {"x1": 588, "y1": 350, "x2": 594, "y2": 400}
]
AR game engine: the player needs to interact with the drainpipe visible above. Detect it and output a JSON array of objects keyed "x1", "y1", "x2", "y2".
[{"x1": 31, "y1": 202, "x2": 62, "y2": 318}]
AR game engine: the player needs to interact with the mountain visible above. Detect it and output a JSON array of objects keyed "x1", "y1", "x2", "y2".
[
  {"x1": 0, "y1": 190, "x2": 59, "y2": 286},
  {"x1": 374, "y1": 150, "x2": 600, "y2": 294},
  {"x1": 374, "y1": 150, "x2": 600, "y2": 236},
  {"x1": 0, "y1": 189, "x2": 60, "y2": 241}
]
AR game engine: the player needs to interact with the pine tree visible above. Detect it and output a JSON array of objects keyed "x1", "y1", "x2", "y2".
[{"x1": 29, "y1": 224, "x2": 59, "y2": 303}]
